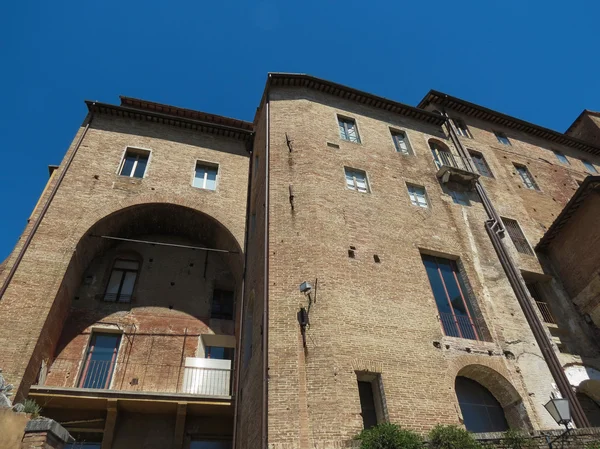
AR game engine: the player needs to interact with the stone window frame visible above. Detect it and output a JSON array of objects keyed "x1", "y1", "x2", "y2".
[
  {"x1": 337, "y1": 114, "x2": 361, "y2": 144},
  {"x1": 117, "y1": 146, "x2": 153, "y2": 179},
  {"x1": 468, "y1": 149, "x2": 494, "y2": 178},
  {"x1": 451, "y1": 118, "x2": 472, "y2": 139},
  {"x1": 513, "y1": 163, "x2": 541, "y2": 191},
  {"x1": 356, "y1": 371, "x2": 389, "y2": 429},
  {"x1": 192, "y1": 160, "x2": 220, "y2": 192},
  {"x1": 552, "y1": 150, "x2": 570, "y2": 166},
  {"x1": 344, "y1": 166, "x2": 371, "y2": 194},
  {"x1": 501, "y1": 217, "x2": 535, "y2": 256},
  {"x1": 389, "y1": 128, "x2": 414, "y2": 155},
  {"x1": 494, "y1": 131, "x2": 511, "y2": 146},
  {"x1": 406, "y1": 183, "x2": 429, "y2": 208}
]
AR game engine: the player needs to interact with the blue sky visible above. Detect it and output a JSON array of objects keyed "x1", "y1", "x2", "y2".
[{"x1": 1, "y1": 0, "x2": 599, "y2": 260}]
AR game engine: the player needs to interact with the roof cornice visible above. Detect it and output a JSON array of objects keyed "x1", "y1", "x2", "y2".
[
  {"x1": 267, "y1": 73, "x2": 446, "y2": 127},
  {"x1": 536, "y1": 175, "x2": 600, "y2": 250},
  {"x1": 85, "y1": 100, "x2": 254, "y2": 144},
  {"x1": 419, "y1": 90, "x2": 600, "y2": 156}
]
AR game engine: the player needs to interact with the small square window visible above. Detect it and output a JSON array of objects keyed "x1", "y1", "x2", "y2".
[
  {"x1": 391, "y1": 130, "x2": 412, "y2": 155},
  {"x1": 514, "y1": 164, "x2": 539, "y2": 190},
  {"x1": 583, "y1": 160, "x2": 598, "y2": 174},
  {"x1": 450, "y1": 189, "x2": 470, "y2": 206},
  {"x1": 193, "y1": 163, "x2": 218, "y2": 190},
  {"x1": 338, "y1": 116, "x2": 360, "y2": 143},
  {"x1": 119, "y1": 148, "x2": 150, "y2": 178},
  {"x1": 452, "y1": 119, "x2": 472, "y2": 138},
  {"x1": 469, "y1": 151, "x2": 493, "y2": 178},
  {"x1": 407, "y1": 184, "x2": 428, "y2": 208},
  {"x1": 495, "y1": 132, "x2": 511, "y2": 146},
  {"x1": 345, "y1": 167, "x2": 369, "y2": 193},
  {"x1": 553, "y1": 151, "x2": 570, "y2": 165}
]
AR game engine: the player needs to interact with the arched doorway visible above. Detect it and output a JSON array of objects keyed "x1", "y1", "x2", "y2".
[{"x1": 455, "y1": 376, "x2": 509, "y2": 433}]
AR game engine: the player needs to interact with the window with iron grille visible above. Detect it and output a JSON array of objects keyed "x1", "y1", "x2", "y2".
[
  {"x1": 345, "y1": 167, "x2": 369, "y2": 193},
  {"x1": 452, "y1": 118, "x2": 472, "y2": 138},
  {"x1": 526, "y1": 282, "x2": 556, "y2": 324},
  {"x1": 211, "y1": 289, "x2": 234, "y2": 320},
  {"x1": 391, "y1": 130, "x2": 412, "y2": 155},
  {"x1": 553, "y1": 151, "x2": 570, "y2": 165},
  {"x1": 407, "y1": 184, "x2": 428, "y2": 208},
  {"x1": 119, "y1": 148, "x2": 150, "y2": 178},
  {"x1": 583, "y1": 160, "x2": 598, "y2": 174},
  {"x1": 104, "y1": 259, "x2": 139, "y2": 302},
  {"x1": 421, "y1": 254, "x2": 483, "y2": 341},
  {"x1": 502, "y1": 217, "x2": 534, "y2": 255},
  {"x1": 469, "y1": 151, "x2": 493, "y2": 178},
  {"x1": 338, "y1": 116, "x2": 360, "y2": 143},
  {"x1": 495, "y1": 132, "x2": 511, "y2": 146},
  {"x1": 514, "y1": 164, "x2": 539, "y2": 190}
]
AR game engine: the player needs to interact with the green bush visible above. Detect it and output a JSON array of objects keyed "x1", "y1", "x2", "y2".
[
  {"x1": 355, "y1": 423, "x2": 423, "y2": 449},
  {"x1": 22, "y1": 399, "x2": 42, "y2": 418},
  {"x1": 585, "y1": 442, "x2": 600, "y2": 449},
  {"x1": 502, "y1": 429, "x2": 536, "y2": 449},
  {"x1": 428, "y1": 425, "x2": 481, "y2": 449}
]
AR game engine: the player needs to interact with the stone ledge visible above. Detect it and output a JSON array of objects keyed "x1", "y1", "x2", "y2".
[{"x1": 24, "y1": 418, "x2": 73, "y2": 444}]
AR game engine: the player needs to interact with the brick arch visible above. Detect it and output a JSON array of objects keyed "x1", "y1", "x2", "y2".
[{"x1": 446, "y1": 358, "x2": 532, "y2": 430}]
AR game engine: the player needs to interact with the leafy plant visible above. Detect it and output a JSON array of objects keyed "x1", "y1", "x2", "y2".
[
  {"x1": 585, "y1": 442, "x2": 600, "y2": 449},
  {"x1": 22, "y1": 399, "x2": 42, "y2": 418},
  {"x1": 428, "y1": 425, "x2": 482, "y2": 449},
  {"x1": 502, "y1": 429, "x2": 536, "y2": 449},
  {"x1": 355, "y1": 423, "x2": 423, "y2": 449}
]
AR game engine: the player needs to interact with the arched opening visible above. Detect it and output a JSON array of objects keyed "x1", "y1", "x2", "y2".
[
  {"x1": 33, "y1": 203, "x2": 243, "y2": 402},
  {"x1": 455, "y1": 364, "x2": 530, "y2": 431},
  {"x1": 428, "y1": 139, "x2": 453, "y2": 169},
  {"x1": 456, "y1": 376, "x2": 508, "y2": 433}
]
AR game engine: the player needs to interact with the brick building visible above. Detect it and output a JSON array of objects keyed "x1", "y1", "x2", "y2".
[{"x1": 1, "y1": 74, "x2": 600, "y2": 449}]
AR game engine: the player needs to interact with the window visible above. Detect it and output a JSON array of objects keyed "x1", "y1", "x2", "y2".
[
  {"x1": 338, "y1": 116, "x2": 360, "y2": 143},
  {"x1": 514, "y1": 164, "x2": 539, "y2": 190},
  {"x1": 455, "y1": 377, "x2": 508, "y2": 433},
  {"x1": 211, "y1": 289, "x2": 234, "y2": 320},
  {"x1": 193, "y1": 163, "x2": 218, "y2": 190},
  {"x1": 583, "y1": 160, "x2": 598, "y2": 174},
  {"x1": 452, "y1": 118, "x2": 472, "y2": 138},
  {"x1": 356, "y1": 372, "x2": 386, "y2": 430},
  {"x1": 495, "y1": 132, "x2": 511, "y2": 145},
  {"x1": 345, "y1": 168, "x2": 369, "y2": 193},
  {"x1": 104, "y1": 259, "x2": 139, "y2": 302},
  {"x1": 65, "y1": 433, "x2": 103, "y2": 449},
  {"x1": 469, "y1": 151, "x2": 493, "y2": 178},
  {"x1": 407, "y1": 184, "x2": 428, "y2": 208},
  {"x1": 78, "y1": 333, "x2": 121, "y2": 389},
  {"x1": 205, "y1": 346, "x2": 234, "y2": 360},
  {"x1": 119, "y1": 148, "x2": 149, "y2": 178},
  {"x1": 429, "y1": 141, "x2": 455, "y2": 169},
  {"x1": 502, "y1": 217, "x2": 534, "y2": 256},
  {"x1": 421, "y1": 255, "x2": 482, "y2": 340},
  {"x1": 526, "y1": 282, "x2": 556, "y2": 324},
  {"x1": 391, "y1": 130, "x2": 412, "y2": 155},
  {"x1": 450, "y1": 189, "x2": 470, "y2": 206},
  {"x1": 553, "y1": 151, "x2": 570, "y2": 165}
]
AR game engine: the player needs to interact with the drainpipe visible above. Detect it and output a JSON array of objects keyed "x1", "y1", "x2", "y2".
[
  {"x1": 262, "y1": 78, "x2": 271, "y2": 449},
  {"x1": 0, "y1": 109, "x2": 95, "y2": 302},
  {"x1": 232, "y1": 137, "x2": 254, "y2": 449},
  {"x1": 439, "y1": 108, "x2": 590, "y2": 428}
]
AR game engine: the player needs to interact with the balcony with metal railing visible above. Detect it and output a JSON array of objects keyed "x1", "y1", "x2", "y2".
[
  {"x1": 30, "y1": 356, "x2": 233, "y2": 402},
  {"x1": 430, "y1": 146, "x2": 480, "y2": 185},
  {"x1": 439, "y1": 312, "x2": 485, "y2": 341}
]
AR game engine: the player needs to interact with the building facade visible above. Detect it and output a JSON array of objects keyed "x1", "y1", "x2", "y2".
[{"x1": 1, "y1": 74, "x2": 600, "y2": 449}]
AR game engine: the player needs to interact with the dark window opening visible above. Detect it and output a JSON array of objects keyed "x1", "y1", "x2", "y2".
[
  {"x1": 357, "y1": 380, "x2": 378, "y2": 429},
  {"x1": 211, "y1": 289, "x2": 234, "y2": 320},
  {"x1": 422, "y1": 255, "x2": 483, "y2": 341},
  {"x1": 456, "y1": 376, "x2": 508, "y2": 433},
  {"x1": 78, "y1": 333, "x2": 121, "y2": 389},
  {"x1": 104, "y1": 259, "x2": 139, "y2": 303}
]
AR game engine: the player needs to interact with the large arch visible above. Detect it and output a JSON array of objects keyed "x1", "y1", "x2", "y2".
[
  {"x1": 453, "y1": 363, "x2": 531, "y2": 431},
  {"x1": 31, "y1": 202, "x2": 244, "y2": 398}
]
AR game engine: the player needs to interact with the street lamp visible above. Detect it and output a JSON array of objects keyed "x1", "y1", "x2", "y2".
[{"x1": 543, "y1": 398, "x2": 572, "y2": 448}]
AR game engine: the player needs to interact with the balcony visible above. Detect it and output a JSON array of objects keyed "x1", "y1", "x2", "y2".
[
  {"x1": 35, "y1": 356, "x2": 232, "y2": 397},
  {"x1": 431, "y1": 148, "x2": 479, "y2": 185}
]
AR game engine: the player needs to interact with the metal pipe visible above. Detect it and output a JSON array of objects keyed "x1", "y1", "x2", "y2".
[
  {"x1": 0, "y1": 111, "x2": 94, "y2": 302},
  {"x1": 91, "y1": 235, "x2": 238, "y2": 254},
  {"x1": 441, "y1": 108, "x2": 589, "y2": 428},
  {"x1": 262, "y1": 78, "x2": 271, "y2": 449},
  {"x1": 232, "y1": 128, "x2": 255, "y2": 449}
]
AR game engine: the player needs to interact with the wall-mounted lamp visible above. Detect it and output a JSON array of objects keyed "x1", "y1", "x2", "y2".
[
  {"x1": 543, "y1": 398, "x2": 572, "y2": 448},
  {"x1": 299, "y1": 281, "x2": 312, "y2": 294},
  {"x1": 297, "y1": 280, "x2": 317, "y2": 348}
]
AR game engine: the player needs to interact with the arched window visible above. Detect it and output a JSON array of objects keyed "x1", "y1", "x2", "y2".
[
  {"x1": 429, "y1": 140, "x2": 453, "y2": 169},
  {"x1": 577, "y1": 392, "x2": 600, "y2": 427},
  {"x1": 455, "y1": 376, "x2": 508, "y2": 433}
]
